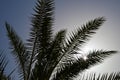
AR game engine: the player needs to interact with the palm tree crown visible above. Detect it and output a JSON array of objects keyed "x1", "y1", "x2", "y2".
[{"x1": 1, "y1": 0, "x2": 119, "y2": 80}]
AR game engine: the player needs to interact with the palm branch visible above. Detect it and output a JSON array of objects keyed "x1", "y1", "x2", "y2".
[
  {"x1": 0, "y1": 50, "x2": 15, "y2": 80},
  {"x1": 5, "y1": 23, "x2": 29, "y2": 80},
  {"x1": 78, "y1": 72, "x2": 120, "y2": 80}
]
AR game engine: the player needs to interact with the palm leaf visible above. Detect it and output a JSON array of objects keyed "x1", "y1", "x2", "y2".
[
  {"x1": 5, "y1": 22, "x2": 28, "y2": 79},
  {"x1": 52, "y1": 50, "x2": 117, "y2": 80},
  {"x1": 78, "y1": 72, "x2": 120, "y2": 80},
  {"x1": 0, "y1": 50, "x2": 8, "y2": 80},
  {"x1": 45, "y1": 30, "x2": 66, "y2": 79},
  {"x1": 26, "y1": 0, "x2": 54, "y2": 79},
  {"x1": 64, "y1": 17, "x2": 105, "y2": 53}
]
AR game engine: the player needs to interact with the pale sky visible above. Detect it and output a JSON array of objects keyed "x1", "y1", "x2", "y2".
[{"x1": 0, "y1": 0, "x2": 120, "y2": 79}]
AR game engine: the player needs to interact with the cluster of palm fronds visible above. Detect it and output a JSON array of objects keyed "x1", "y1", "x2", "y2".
[{"x1": 1, "y1": 0, "x2": 120, "y2": 80}]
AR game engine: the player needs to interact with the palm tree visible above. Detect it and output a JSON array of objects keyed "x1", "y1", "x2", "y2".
[{"x1": 3, "y1": 0, "x2": 120, "y2": 80}]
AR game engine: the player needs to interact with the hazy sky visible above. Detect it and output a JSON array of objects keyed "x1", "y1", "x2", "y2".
[{"x1": 0, "y1": 0, "x2": 120, "y2": 79}]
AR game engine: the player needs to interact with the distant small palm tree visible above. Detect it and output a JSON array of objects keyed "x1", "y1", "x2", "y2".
[{"x1": 2, "y1": 0, "x2": 120, "y2": 80}]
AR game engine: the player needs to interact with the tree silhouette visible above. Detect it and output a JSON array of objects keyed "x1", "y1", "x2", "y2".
[{"x1": 1, "y1": 0, "x2": 120, "y2": 80}]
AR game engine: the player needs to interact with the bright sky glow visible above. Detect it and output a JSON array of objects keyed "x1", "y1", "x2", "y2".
[{"x1": 83, "y1": 55, "x2": 88, "y2": 61}]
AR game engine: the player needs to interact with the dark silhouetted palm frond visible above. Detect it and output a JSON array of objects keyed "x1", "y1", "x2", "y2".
[
  {"x1": 5, "y1": 23, "x2": 29, "y2": 80},
  {"x1": 0, "y1": 50, "x2": 15, "y2": 80},
  {"x1": 78, "y1": 72, "x2": 120, "y2": 80},
  {"x1": 0, "y1": 50, "x2": 8, "y2": 80}
]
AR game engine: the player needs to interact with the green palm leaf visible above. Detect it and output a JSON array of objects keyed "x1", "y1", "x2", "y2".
[
  {"x1": 52, "y1": 50, "x2": 117, "y2": 80},
  {"x1": 5, "y1": 22, "x2": 28, "y2": 80},
  {"x1": 64, "y1": 17, "x2": 105, "y2": 53},
  {"x1": 0, "y1": 50, "x2": 15, "y2": 80},
  {"x1": 26, "y1": 0, "x2": 54, "y2": 79},
  {"x1": 0, "y1": 50, "x2": 8, "y2": 80},
  {"x1": 78, "y1": 72, "x2": 120, "y2": 80}
]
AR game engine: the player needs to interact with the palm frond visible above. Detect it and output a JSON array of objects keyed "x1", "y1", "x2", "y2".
[
  {"x1": 52, "y1": 50, "x2": 117, "y2": 80},
  {"x1": 78, "y1": 72, "x2": 120, "y2": 80},
  {"x1": 28, "y1": 0, "x2": 54, "y2": 54},
  {"x1": 26, "y1": 0, "x2": 54, "y2": 79},
  {"x1": 0, "y1": 50, "x2": 8, "y2": 80},
  {"x1": 32, "y1": 0, "x2": 54, "y2": 58},
  {"x1": 0, "y1": 50, "x2": 15, "y2": 80},
  {"x1": 44, "y1": 30, "x2": 66, "y2": 79},
  {"x1": 64, "y1": 17, "x2": 105, "y2": 53},
  {"x1": 5, "y1": 22, "x2": 28, "y2": 79}
]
